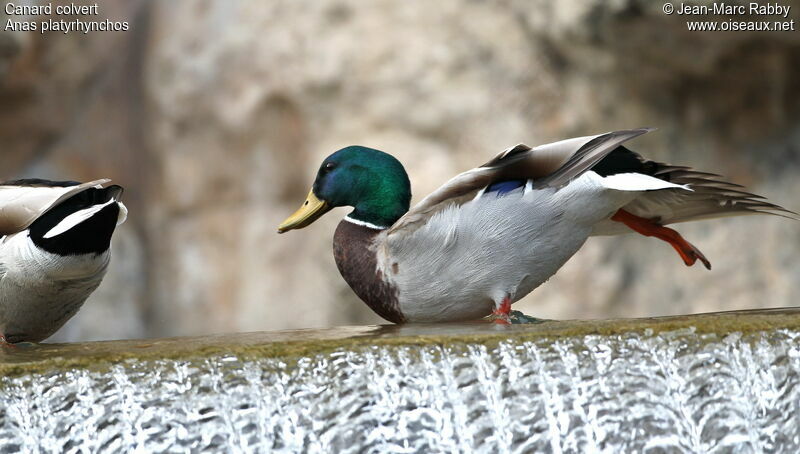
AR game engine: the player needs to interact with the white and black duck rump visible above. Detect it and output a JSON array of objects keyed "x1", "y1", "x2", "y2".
[{"x1": 0, "y1": 178, "x2": 127, "y2": 343}]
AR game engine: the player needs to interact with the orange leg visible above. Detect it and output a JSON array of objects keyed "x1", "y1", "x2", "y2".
[
  {"x1": 611, "y1": 209, "x2": 711, "y2": 270},
  {"x1": 492, "y1": 296, "x2": 512, "y2": 325},
  {"x1": 0, "y1": 334, "x2": 16, "y2": 349}
]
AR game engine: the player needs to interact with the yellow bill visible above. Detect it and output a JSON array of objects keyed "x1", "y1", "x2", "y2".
[{"x1": 277, "y1": 189, "x2": 331, "y2": 233}]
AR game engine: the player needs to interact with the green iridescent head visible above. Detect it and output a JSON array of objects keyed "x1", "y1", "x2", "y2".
[{"x1": 278, "y1": 146, "x2": 411, "y2": 232}]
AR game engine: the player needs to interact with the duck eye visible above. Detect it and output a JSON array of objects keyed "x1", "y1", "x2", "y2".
[{"x1": 323, "y1": 162, "x2": 336, "y2": 173}]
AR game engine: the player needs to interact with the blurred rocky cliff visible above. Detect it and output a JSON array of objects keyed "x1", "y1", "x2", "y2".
[{"x1": 1, "y1": 0, "x2": 799, "y2": 341}]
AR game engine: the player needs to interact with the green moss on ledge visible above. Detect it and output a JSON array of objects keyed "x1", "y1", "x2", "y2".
[{"x1": 1, "y1": 308, "x2": 800, "y2": 378}]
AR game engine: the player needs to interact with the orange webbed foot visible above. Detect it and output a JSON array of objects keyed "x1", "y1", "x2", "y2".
[
  {"x1": 490, "y1": 296, "x2": 512, "y2": 325},
  {"x1": 611, "y1": 209, "x2": 712, "y2": 270}
]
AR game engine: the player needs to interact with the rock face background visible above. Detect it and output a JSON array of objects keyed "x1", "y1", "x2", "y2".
[{"x1": 1, "y1": 0, "x2": 799, "y2": 341}]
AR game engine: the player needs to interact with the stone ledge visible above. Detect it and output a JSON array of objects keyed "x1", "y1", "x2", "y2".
[
  {"x1": 2, "y1": 307, "x2": 799, "y2": 377},
  {"x1": 3, "y1": 308, "x2": 800, "y2": 451}
]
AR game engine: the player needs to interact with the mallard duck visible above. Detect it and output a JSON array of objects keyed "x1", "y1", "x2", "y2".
[
  {"x1": 0, "y1": 179, "x2": 127, "y2": 343},
  {"x1": 278, "y1": 129, "x2": 796, "y2": 324}
]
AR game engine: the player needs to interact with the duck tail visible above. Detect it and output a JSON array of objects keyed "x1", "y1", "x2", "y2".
[
  {"x1": 589, "y1": 144, "x2": 798, "y2": 236},
  {"x1": 591, "y1": 162, "x2": 797, "y2": 236}
]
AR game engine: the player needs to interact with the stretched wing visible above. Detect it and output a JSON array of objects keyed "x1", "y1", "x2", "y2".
[
  {"x1": 591, "y1": 149, "x2": 797, "y2": 234},
  {"x1": 0, "y1": 179, "x2": 111, "y2": 235},
  {"x1": 388, "y1": 128, "x2": 652, "y2": 235}
]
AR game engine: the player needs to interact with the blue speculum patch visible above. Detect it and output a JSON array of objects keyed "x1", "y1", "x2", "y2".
[{"x1": 485, "y1": 179, "x2": 527, "y2": 196}]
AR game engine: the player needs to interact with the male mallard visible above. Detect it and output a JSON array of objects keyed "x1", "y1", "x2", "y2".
[
  {"x1": 278, "y1": 129, "x2": 795, "y2": 324},
  {"x1": 0, "y1": 179, "x2": 127, "y2": 343}
]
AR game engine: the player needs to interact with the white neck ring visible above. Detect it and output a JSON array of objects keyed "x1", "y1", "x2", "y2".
[{"x1": 344, "y1": 215, "x2": 388, "y2": 230}]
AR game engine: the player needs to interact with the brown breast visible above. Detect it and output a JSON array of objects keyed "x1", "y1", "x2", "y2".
[{"x1": 332, "y1": 219, "x2": 405, "y2": 323}]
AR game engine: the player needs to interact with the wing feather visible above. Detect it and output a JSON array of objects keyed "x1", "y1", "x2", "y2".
[
  {"x1": 389, "y1": 128, "x2": 654, "y2": 235},
  {"x1": 0, "y1": 179, "x2": 111, "y2": 235},
  {"x1": 630, "y1": 161, "x2": 796, "y2": 223}
]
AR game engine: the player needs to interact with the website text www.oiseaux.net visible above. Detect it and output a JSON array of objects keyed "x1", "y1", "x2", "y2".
[{"x1": 663, "y1": 2, "x2": 795, "y2": 32}]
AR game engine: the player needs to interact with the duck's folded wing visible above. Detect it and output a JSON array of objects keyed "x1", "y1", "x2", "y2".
[
  {"x1": 388, "y1": 128, "x2": 652, "y2": 235},
  {"x1": 0, "y1": 179, "x2": 111, "y2": 235}
]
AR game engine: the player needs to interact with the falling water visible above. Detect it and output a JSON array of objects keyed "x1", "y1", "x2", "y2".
[{"x1": 1, "y1": 324, "x2": 799, "y2": 452}]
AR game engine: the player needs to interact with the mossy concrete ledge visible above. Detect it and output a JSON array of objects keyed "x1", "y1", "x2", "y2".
[
  {"x1": 2, "y1": 308, "x2": 800, "y2": 452},
  {"x1": 2, "y1": 307, "x2": 800, "y2": 376}
]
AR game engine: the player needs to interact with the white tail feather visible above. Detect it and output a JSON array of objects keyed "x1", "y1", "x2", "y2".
[
  {"x1": 43, "y1": 200, "x2": 116, "y2": 239},
  {"x1": 601, "y1": 172, "x2": 690, "y2": 192}
]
